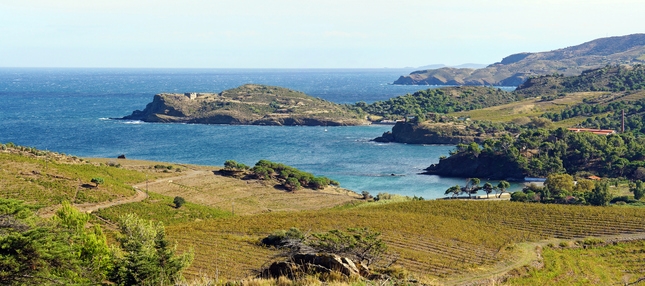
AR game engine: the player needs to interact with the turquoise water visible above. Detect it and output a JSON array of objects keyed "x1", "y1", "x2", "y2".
[{"x1": 0, "y1": 68, "x2": 518, "y2": 198}]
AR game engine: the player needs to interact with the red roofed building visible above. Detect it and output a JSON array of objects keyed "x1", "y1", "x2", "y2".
[{"x1": 567, "y1": 128, "x2": 616, "y2": 136}]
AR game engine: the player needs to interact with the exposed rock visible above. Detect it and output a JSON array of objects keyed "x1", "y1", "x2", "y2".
[
  {"x1": 261, "y1": 253, "x2": 365, "y2": 279},
  {"x1": 117, "y1": 154, "x2": 126, "y2": 159},
  {"x1": 373, "y1": 122, "x2": 484, "y2": 144},
  {"x1": 424, "y1": 152, "x2": 525, "y2": 180}
]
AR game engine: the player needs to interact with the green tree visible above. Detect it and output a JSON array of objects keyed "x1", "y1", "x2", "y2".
[
  {"x1": 445, "y1": 185, "x2": 461, "y2": 199},
  {"x1": 0, "y1": 200, "x2": 111, "y2": 285},
  {"x1": 173, "y1": 196, "x2": 186, "y2": 208},
  {"x1": 545, "y1": 174, "x2": 574, "y2": 198},
  {"x1": 483, "y1": 182, "x2": 494, "y2": 199},
  {"x1": 91, "y1": 177, "x2": 104, "y2": 187},
  {"x1": 497, "y1": 180, "x2": 510, "y2": 198},
  {"x1": 586, "y1": 181, "x2": 613, "y2": 206},
  {"x1": 284, "y1": 177, "x2": 301, "y2": 192},
  {"x1": 109, "y1": 214, "x2": 193, "y2": 286},
  {"x1": 630, "y1": 180, "x2": 645, "y2": 200}
]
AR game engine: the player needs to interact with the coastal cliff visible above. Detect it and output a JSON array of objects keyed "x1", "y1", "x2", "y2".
[
  {"x1": 373, "y1": 121, "x2": 488, "y2": 144},
  {"x1": 121, "y1": 84, "x2": 369, "y2": 126},
  {"x1": 423, "y1": 152, "x2": 525, "y2": 180}
]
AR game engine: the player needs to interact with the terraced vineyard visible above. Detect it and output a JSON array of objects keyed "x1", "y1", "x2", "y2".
[{"x1": 166, "y1": 200, "x2": 645, "y2": 281}]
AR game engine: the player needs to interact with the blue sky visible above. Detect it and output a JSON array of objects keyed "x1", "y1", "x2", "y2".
[{"x1": 1, "y1": 0, "x2": 643, "y2": 68}]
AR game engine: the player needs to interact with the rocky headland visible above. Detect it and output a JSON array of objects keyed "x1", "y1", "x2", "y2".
[
  {"x1": 423, "y1": 152, "x2": 525, "y2": 180},
  {"x1": 394, "y1": 34, "x2": 645, "y2": 86},
  {"x1": 120, "y1": 84, "x2": 369, "y2": 126},
  {"x1": 373, "y1": 121, "x2": 491, "y2": 144}
]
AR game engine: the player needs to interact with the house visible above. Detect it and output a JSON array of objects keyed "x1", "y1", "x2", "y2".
[
  {"x1": 587, "y1": 175, "x2": 602, "y2": 181},
  {"x1": 567, "y1": 128, "x2": 616, "y2": 136},
  {"x1": 184, "y1": 93, "x2": 197, "y2": 100}
]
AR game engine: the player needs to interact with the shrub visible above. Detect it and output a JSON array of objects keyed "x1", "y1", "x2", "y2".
[
  {"x1": 173, "y1": 196, "x2": 186, "y2": 208},
  {"x1": 91, "y1": 177, "x2": 104, "y2": 187},
  {"x1": 261, "y1": 227, "x2": 305, "y2": 247}
]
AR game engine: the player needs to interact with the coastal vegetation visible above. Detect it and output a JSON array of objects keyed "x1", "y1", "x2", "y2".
[
  {"x1": 428, "y1": 128, "x2": 645, "y2": 179},
  {"x1": 0, "y1": 199, "x2": 193, "y2": 285},
  {"x1": 2, "y1": 145, "x2": 645, "y2": 284},
  {"x1": 223, "y1": 159, "x2": 339, "y2": 191},
  {"x1": 353, "y1": 86, "x2": 516, "y2": 120}
]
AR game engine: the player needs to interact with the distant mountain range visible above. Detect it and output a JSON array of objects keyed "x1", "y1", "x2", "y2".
[{"x1": 394, "y1": 34, "x2": 645, "y2": 86}]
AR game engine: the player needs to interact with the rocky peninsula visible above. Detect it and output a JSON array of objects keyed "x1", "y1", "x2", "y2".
[
  {"x1": 373, "y1": 121, "x2": 491, "y2": 144},
  {"x1": 120, "y1": 84, "x2": 369, "y2": 126}
]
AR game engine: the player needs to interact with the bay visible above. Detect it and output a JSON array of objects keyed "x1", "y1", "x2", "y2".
[{"x1": 0, "y1": 68, "x2": 518, "y2": 199}]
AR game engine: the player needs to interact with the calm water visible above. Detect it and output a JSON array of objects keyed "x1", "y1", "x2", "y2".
[{"x1": 0, "y1": 68, "x2": 518, "y2": 198}]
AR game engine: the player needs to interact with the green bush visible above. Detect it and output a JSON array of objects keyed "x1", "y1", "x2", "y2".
[{"x1": 173, "y1": 196, "x2": 186, "y2": 208}]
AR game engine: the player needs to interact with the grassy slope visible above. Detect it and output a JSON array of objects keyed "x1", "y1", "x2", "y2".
[
  {"x1": 447, "y1": 92, "x2": 603, "y2": 123},
  {"x1": 507, "y1": 240, "x2": 645, "y2": 285},
  {"x1": 5, "y1": 146, "x2": 645, "y2": 284},
  {"x1": 165, "y1": 200, "x2": 645, "y2": 282}
]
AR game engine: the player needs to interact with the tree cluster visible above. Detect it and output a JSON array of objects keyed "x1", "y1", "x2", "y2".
[
  {"x1": 223, "y1": 159, "x2": 338, "y2": 191},
  {"x1": 510, "y1": 174, "x2": 613, "y2": 205},
  {"x1": 0, "y1": 199, "x2": 193, "y2": 286},
  {"x1": 352, "y1": 87, "x2": 515, "y2": 119},
  {"x1": 450, "y1": 128, "x2": 645, "y2": 179}
]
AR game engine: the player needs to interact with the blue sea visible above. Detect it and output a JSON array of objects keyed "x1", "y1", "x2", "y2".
[{"x1": 0, "y1": 68, "x2": 519, "y2": 198}]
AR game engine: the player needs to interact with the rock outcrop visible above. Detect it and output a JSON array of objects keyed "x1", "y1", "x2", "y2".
[
  {"x1": 423, "y1": 152, "x2": 525, "y2": 180},
  {"x1": 261, "y1": 253, "x2": 366, "y2": 279},
  {"x1": 373, "y1": 122, "x2": 485, "y2": 144}
]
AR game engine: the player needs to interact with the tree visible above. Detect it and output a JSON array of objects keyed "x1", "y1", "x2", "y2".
[
  {"x1": 445, "y1": 185, "x2": 461, "y2": 199},
  {"x1": 545, "y1": 174, "x2": 574, "y2": 197},
  {"x1": 497, "y1": 180, "x2": 510, "y2": 198},
  {"x1": 109, "y1": 214, "x2": 193, "y2": 286},
  {"x1": 483, "y1": 182, "x2": 494, "y2": 199},
  {"x1": 465, "y1": 178, "x2": 481, "y2": 199},
  {"x1": 587, "y1": 181, "x2": 613, "y2": 206},
  {"x1": 173, "y1": 196, "x2": 186, "y2": 208},
  {"x1": 0, "y1": 200, "x2": 111, "y2": 285},
  {"x1": 91, "y1": 177, "x2": 104, "y2": 188},
  {"x1": 283, "y1": 177, "x2": 301, "y2": 192},
  {"x1": 630, "y1": 180, "x2": 645, "y2": 200}
]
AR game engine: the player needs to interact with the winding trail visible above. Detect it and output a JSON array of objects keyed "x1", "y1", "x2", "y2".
[{"x1": 38, "y1": 170, "x2": 209, "y2": 218}]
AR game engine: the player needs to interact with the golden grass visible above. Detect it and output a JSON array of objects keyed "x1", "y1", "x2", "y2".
[
  {"x1": 165, "y1": 200, "x2": 645, "y2": 282},
  {"x1": 143, "y1": 169, "x2": 360, "y2": 216},
  {"x1": 449, "y1": 92, "x2": 603, "y2": 122}
]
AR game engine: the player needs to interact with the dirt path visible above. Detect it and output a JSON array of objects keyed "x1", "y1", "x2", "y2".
[
  {"x1": 442, "y1": 232, "x2": 645, "y2": 285},
  {"x1": 38, "y1": 170, "x2": 209, "y2": 218}
]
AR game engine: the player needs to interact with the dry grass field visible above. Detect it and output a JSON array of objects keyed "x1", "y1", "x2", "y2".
[
  {"x1": 5, "y1": 145, "x2": 645, "y2": 285},
  {"x1": 448, "y1": 92, "x2": 603, "y2": 122}
]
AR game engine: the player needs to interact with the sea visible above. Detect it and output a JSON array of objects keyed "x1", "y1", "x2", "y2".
[{"x1": 0, "y1": 68, "x2": 519, "y2": 199}]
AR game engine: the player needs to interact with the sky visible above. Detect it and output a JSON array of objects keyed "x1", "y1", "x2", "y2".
[{"x1": 1, "y1": 0, "x2": 644, "y2": 68}]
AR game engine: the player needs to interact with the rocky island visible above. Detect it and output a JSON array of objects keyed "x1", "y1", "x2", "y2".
[{"x1": 121, "y1": 84, "x2": 369, "y2": 126}]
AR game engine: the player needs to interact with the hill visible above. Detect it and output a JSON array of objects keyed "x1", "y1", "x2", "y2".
[
  {"x1": 121, "y1": 84, "x2": 369, "y2": 126},
  {"x1": 355, "y1": 86, "x2": 516, "y2": 120},
  {"x1": 4, "y1": 144, "x2": 645, "y2": 285},
  {"x1": 394, "y1": 34, "x2": 645, "y2": 86}
]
